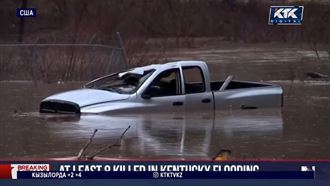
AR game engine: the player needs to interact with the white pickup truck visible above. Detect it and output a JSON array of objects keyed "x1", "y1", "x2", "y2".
[{"x1": 40, "y1": 61, "x2": 283, "y2": 114}]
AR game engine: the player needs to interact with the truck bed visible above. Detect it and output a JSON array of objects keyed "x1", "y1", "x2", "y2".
[
  {"x1": 211, "y1": 80, "x2": 271, "y2": 91},
  {"x1": 211, "y1": 80, "x2": 283, "y2": 110}
]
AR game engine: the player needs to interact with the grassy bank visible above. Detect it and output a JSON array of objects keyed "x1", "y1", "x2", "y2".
[{"x1": 0, "y1": 0, "x2": 329, "y2": 82}]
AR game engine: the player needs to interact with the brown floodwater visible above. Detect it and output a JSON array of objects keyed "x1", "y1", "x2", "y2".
[
  {"x1": 0, "y1": 80, "x2": 329, "y2": 160},
  {"x1": 1, "y1": 42, "x2": 330, "y2": 160}
]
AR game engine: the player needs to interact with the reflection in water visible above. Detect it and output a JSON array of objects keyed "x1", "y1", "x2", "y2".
[{"x1": 39, "y1": 109, "x2": 283, "y2": 159}]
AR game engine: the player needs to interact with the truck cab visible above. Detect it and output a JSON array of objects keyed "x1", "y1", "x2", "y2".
[{"x1": 135, "y1": 61, "x2": 213, "y2": 113}]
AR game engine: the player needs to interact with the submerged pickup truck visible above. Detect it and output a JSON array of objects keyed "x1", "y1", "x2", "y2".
[{"x1": 40, "y1": 61, "x2": 283, "y2": 114}]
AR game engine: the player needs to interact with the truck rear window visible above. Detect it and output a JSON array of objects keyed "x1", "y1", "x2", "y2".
[{"x1": 182, "y1": 66, "x2": 205, "y2": 94}]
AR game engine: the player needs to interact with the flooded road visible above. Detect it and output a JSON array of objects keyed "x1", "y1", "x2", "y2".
[
  {"x1": 0, "y1": 80, "x2": 329, "y2": 159},
  {"x1": 1, "y1": 42, "x2": 330, "y2": 159}
]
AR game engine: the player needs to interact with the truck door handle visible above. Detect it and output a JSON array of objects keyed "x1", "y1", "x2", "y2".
[
  {"x1": 173, "y1": 101, "x2": 184, "y2": 106},
  {"x1": 202, "y1": 98, "x2": 211, "y2": 103}
]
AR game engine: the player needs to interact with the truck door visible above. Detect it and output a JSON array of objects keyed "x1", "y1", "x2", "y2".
[
  {"x1": 182, "y1": 66, "x2": 213, "y2": 112},
  {"x1": 140, "y1": 68, "x2": 185, "y2": 113}
]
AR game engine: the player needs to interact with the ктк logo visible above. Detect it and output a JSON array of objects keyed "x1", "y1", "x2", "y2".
[{"x1": 268, "y1": 6, "x2": 304, "y2": 25}]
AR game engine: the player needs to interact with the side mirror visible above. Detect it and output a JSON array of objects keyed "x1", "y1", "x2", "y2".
[{"x1": 142, "y1": 85, "x2": 161, "y2": 99}]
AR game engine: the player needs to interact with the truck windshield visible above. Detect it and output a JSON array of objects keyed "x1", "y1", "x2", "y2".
[{"x1": 85, "y1": 69, "x2": 155, "y2": 94}]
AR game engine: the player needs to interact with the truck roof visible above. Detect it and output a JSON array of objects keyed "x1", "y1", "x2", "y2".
[
  {"x1": 162, "y1": 60, "x2": 206, "y2": 67},
  {"x1": 130, "y1": 60, "x2": 206, "y2": 72}
]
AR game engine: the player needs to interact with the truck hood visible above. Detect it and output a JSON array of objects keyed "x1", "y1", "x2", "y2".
[{"x1": 43, "y1": 88, "x2": 130, "y2": 107}]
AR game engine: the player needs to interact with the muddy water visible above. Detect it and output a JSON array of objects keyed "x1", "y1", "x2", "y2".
[
  {"x1": 0, "y1": 81, "x2": 329, "y2": 159},
  {"x1": 164, "y1": 44, "x2": 330, "y2": 81}
]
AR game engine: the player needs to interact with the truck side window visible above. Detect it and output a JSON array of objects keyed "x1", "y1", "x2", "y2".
[
  {"x1": 145, "y1": 68, "x2": 181, "y2": 97},
  {"x1": 182, "y1": 66, "x2": 205, "y2": 94}
]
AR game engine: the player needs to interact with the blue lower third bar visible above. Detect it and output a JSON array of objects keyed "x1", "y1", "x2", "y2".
[{"x1": 18, "y1": 171, "x2": 314, "y2": 179}]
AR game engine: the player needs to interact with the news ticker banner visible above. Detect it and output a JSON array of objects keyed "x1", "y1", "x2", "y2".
[{"x1": 0, "y1": 161, "x2": 327, "y2": 180}]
